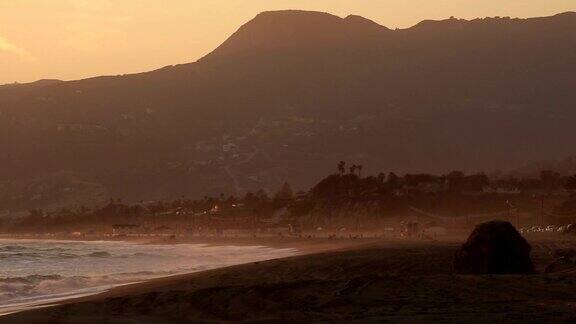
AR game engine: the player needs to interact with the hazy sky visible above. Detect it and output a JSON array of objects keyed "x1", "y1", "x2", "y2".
[{"x1": 1, "y1": 0, "x2": 573, "y2": 84}]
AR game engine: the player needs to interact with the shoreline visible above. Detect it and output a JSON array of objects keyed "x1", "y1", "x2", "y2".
[
  {"x1": 0, "y1": 235, "x2": 380, "y2": 317},
  {"x1": 0, "y1": 233, "x2": 385, "y2": 253},
  {"x1": 3, "y1": 236, "x2": 576, "y2": 322}
]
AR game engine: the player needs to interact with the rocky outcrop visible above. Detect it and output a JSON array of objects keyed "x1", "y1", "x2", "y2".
[{"x1": 454, "y1": 220, "x2": 535, "y2": 274}]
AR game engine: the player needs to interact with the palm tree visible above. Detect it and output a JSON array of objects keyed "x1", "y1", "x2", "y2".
[
  {"x1": 358, "y1": 165, "x2": 363, "y2": 178},
  {"x1": 349, "y1": 165, "x2": 357, "y2": 175},
  {"x1": 337, "y1": 161, "x2": 346, "y2": 175}
]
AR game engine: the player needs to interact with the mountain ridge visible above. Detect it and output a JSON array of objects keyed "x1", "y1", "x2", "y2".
[{"x1": 7, "y1": 10, "x2": 576, "y2": 87}]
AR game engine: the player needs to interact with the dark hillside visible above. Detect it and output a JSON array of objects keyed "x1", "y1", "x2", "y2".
[{"x1": 1, "y1": 11, "x2": 575, "y2": 210}]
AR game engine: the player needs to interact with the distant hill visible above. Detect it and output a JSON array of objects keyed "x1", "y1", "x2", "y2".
[{"x1": 1, "y1": 10, "x2": 575, "y2": 210}]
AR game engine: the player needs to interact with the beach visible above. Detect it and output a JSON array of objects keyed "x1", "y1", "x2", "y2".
[
  {"x1": 0, "y1": 237, "x2": 323, "y2": 318},
  {"x1": 3, "y1": 236, "x2": 576, "y2": 323}
]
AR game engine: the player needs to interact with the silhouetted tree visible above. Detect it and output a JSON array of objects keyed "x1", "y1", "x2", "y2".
[
  {"x1": 273, "y1": 182, "x2": 295, "y2": 208},
  {"x1": 387, "y1": 172, "x2": 399, "y2": 190},
  {"x1": 447, "y1": 171, "x2": 466, "y2": 192},
  {"x1": 404, "y1": 174, "x2": 437, "y2": 186},
  {"x1": 275, "y1": 182, "x2": 294, "y2": 201},
  {"x1": 255, "y1": 189, "x2": 269, "y2": 202},
  {"x1": 243, "y1": 192, "x2": 257, "y2": 206},
  {"x1": 466, "y1": 174, "x2": 490, "y2": 192},
  {"x1": 349, "y1": 165, "x2": 357, "y2": 175},
  {"x1": 566, "y1": 175, "x2": 576, "y2": 192},
  {"x1": 337, "y1": 161, "x2": 346, "y2": 175}
]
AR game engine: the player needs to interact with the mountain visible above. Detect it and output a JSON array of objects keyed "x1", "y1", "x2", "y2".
[{"x1": 1, "y1": 10, "x2": 575, "y2": 211}]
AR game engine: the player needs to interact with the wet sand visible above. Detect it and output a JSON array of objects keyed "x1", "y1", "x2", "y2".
[{"x1": 3, "y1": 237, "x2": 576, "y2": 323}]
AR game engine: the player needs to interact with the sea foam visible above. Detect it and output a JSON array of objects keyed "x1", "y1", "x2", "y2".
[{"x1": 0, "y1": 239, "x2": 297, "y2": 315}]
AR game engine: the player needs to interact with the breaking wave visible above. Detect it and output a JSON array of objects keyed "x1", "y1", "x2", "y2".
[
  {"x1": 0, "y1": 239, "x2": 298, "y2": 315},
  {"x1": 0, "y1": 272, "x2": 176, "y2": 305}
]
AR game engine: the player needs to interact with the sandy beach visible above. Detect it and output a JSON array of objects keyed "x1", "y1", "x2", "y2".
[
  {"x1": 0, "y1": 236, "x2": 378, "y2": 321},
  {"x1": 2, "y1": 235, "x2": 576, "y2": 323}
]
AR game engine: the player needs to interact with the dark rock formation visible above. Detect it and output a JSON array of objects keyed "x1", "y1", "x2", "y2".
[{"x1": 454, "y1": 221, "x2": 535, "y2": 274}]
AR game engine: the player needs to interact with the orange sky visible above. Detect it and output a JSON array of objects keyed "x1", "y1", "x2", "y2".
[{"x1": 0, "y1": 0, "x2": 574, "y2": 84}]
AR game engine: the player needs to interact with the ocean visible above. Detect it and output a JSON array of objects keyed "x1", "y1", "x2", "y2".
[{"x1": 0, "y1": 239, "x2": 297, "y2": 315}]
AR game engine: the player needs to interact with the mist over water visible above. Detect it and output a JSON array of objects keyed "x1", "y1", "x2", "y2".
[{"x1": 0, "y1": 239, "x2": 297, "y2": 314}]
